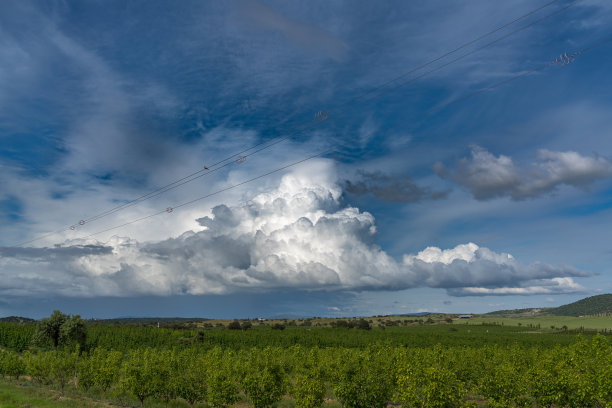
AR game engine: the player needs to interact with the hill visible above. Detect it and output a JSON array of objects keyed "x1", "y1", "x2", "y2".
[
  {"x1": 544, "y1": 294, "x2": 612, "y2": 317},
  {"x1": 485, "y1": 294, "x2": 612, "y2": 317},
  {"x1": 483, "y1": 307, "x2": 552, "y2": 318},
  {"x1": 0, "y1": 316, "x2": 37, "y2": 324}
]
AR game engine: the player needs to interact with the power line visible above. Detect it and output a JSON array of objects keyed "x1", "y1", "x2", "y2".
[
  {"x1": 74, "y1": 38, "x2": 612, "y2": 241},
  {"x1": 1, "y1": 0, "x2": 583, "y2": 249}
]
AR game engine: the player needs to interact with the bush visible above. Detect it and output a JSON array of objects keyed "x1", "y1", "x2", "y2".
[
  {"x1": 228, "y1": 319, "x2": 242, "y2": 330},
  {"x1": 332, "y1": 348, "x2": 395, "y2": 408},
  {"x1": 356, "y1": 319, "x2": 371, "y2": 330},
  {"x1": 1, "y1": 352, "x2": 26, "y2": 379},
  {"x1": 242, "y1": 348, "x2": 286, "y2": 408},
  {"x1": 25, "y1": 351, "x2": 51, "y2": 385},
  {"x1": 207, "y1": 348, "x2": 240, "y2": 408}
]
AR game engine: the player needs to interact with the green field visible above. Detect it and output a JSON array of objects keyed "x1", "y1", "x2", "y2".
[
  {"x1": 0, "y1": 378, "x2": 108, "y2": 408},
  {"x1": 460, "y1": 315, "x2": 612, "y2": 330},
  {"x1": 1, "y1": 312, "x2": 611, "y2": 407}
]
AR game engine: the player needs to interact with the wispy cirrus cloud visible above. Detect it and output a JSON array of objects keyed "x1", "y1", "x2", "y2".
[{"x1": 236, "y1": 0, "x2": 349, "y2": 62}]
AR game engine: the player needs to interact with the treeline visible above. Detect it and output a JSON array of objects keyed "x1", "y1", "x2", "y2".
[{"x1": 1, "y1": 336, "x2": 611, "y2": 407}]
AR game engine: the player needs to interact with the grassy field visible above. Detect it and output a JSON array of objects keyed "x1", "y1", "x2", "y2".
[
  {"x1": 0, "y1": 377, "x2": 342, "y2": 408},
  {"x1": 458, "y1": 315, "x2": 612, "y2": 330},
  {"x1": 0, "y1": 378, "x2": 109, "y2": 408}
]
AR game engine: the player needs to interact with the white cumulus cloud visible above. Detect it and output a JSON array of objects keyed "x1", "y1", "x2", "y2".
[
  {"x1": 435, "y1": 146, "x2": 612, "y2": 200},
  {"x1": 0, "y1": 160, "x2": 590, "y2": 298}
]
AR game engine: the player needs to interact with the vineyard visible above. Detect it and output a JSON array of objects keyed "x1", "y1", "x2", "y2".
[{"x1": 0, "y1": 319, "x2": 611, "y2": 407}]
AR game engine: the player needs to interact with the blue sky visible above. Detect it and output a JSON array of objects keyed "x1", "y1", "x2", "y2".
[{"x1": 1, "y1": 0, "x2": 612, "y2": 319}]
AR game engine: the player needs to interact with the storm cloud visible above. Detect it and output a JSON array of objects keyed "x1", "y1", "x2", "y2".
[
  {"x1": 0, "y1": 161, "x2": 589, "y2": 298},
  {"x1": 343, "y1": 170, "x2": 448, "y2": 203}
]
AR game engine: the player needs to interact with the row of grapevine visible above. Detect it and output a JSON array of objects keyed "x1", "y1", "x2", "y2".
[{"x1": 1, "y1": 335, "x2": 611, "y2": 407}]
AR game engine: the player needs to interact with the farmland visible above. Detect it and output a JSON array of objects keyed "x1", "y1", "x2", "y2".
[
  {"x1": 462, "y1": 315, "x2": 612, "y2": 331},
  {"x1": 1, "y1": 313, "x2": 611, "y2": 407}
]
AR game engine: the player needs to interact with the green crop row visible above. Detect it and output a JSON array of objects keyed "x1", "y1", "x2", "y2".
[{"x1": 1, "y1": 335, "x2": 610, "y2": 408}]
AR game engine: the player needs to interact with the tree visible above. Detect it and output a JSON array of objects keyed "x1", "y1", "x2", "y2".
[
  {"x1": 242, "y1": 348, "x2": 287, "y2": 408},
  {"x1": 77, "y1": 352, "x2": 96, "y2": 394},
  {"x1": 60, "y1": 315, "x2": 87, "y2": 349},
  {"x1": 356, "y1": 319, "x2": 371, "y2": 330},
  {"x1": 291, "y1": 349, "x2": 327, "y2": 408},
  {"x1": 33, "y1": 310, "x2": 87, "y2": 350},
  {"x1": 95, "y1": 349, "x2": 122, "y2": 398},
  {"x1": 175, "y1": 349, "x2": 207, "y2": 407},
  {"x1": 207, "y1": 348, "x2": 240, "y2": 408},
  {"x1": 154, "y1": 349, "x2": 178, "y2": 408},
  {"x1": 1, "y1": 352, "x2": 26, "y2": 379},
  {"x1": 24, "y1": 351, "x2": 52, "y2": 385},
  {"x1": 33, "y1": 310, "x2": 66, "y2": 348},
  {"x1": 396, "y1": 346, "x2": 466, "y2": 408},
  {"x1": 120, "y1": 348, "x2": 158, "y2": 407},
  {"x1": 49, "y1": 348, "x2": 78, "y2": 394},
  {"x1": 333, "y1": 348, "x2": 395, "y2": 408},
  {"x1": 228, "y1": 319, "x2": 242, "y2": 330}
]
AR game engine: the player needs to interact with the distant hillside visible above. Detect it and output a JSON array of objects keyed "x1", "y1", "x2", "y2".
[
  {"x1": 0, "y1": 316, "x2": 37, "y2": 324},
  {"x1": 484, "y1": 307, "x2": 553, "y2": 318},
  {"x1": 544, "y1": 294, "x2": 612, "y2": 317},
  {"x1": 485, "y1": 294, "x2": 612, "y2": 317}
]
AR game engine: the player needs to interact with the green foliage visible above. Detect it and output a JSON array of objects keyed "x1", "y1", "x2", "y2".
[
  {"x1": 77, "y1": 352, "x2": 96, "y2": 393},
  {"x1": 546, "y1": 293, "x2": 612, "y2": 316},
  {"x1": 242, "y1": 347, "x2": 287, "y2": 408},
  {"x1": 332, "y1": 348, "x2": 395, "y2": 408},
  {"x1": 82, "y1": 321, "x2": 608, "y2": 352},
  {"x1": 93, "y1": 347, "x2": 122, "y2": 397},
  {"x1": 33, "y1": 310, "x2": 66, "y2": 348},
  {"x1": 207, "y1": 348, "x2": 241, "y2": 408},
  {"x1": 53, "y1": 349, "x2": 78, "y2": 392},
  {"x1": 24, "y1": 350, "x2": 52, "y2": 385},
  {"x1": 476, "y1": 346, "x2": 530, "y2": 407},
  {"x1": 33, "y1": 310, "x2": 87, "y2": 350},
  {"x1": 60, "y1": 315, "x2": 87, "y2": 349},
  {"x1": 0, "y1": 322, "x2": 34, "y2": 351},
  {"x1": 396, "y1": 346, "x2": 467, "y2": 408},
  {"x1": 356, "y1": 319, "x2": 371, "y2": 330},
  {"x1": 228, "y1": 319, "x2": 242, "y2": 330},
  {"x1": 1, "y1": 320, "x2": 611, "y2": 408},
  {"x1": 175, "y1": 348, "x2": 207, "y2": 407},
  {"x1": 48, "y1": 348, "x2": 78, "y2": 393},
  {"x1": 0, "y1": 352, "x2": 26, "y2": 379},
  {"x1": 291, "y1": 349, "x2": 327, "y2": 408},
  {"x1": 120, "y1": 348, "x2": 158, "y2": 407}
]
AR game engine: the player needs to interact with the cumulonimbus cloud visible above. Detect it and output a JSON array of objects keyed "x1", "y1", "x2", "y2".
[
  {"x1": 0, "y1": 160, "x2": 590, "y2": 298},
  {"x1": 435, "y1": 146, "x2": 612, "y2": 200}
]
